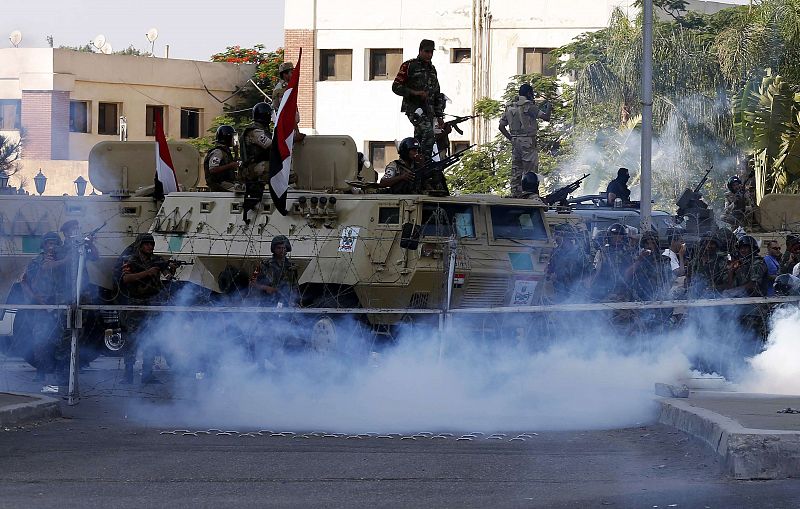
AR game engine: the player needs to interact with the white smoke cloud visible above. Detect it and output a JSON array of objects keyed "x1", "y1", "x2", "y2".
[{"x1": 740, "y1": 306, "x2": 800, "y2": 395}]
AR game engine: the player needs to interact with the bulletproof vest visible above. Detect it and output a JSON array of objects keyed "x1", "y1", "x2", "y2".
[
  {"x1": 388, "y1": 160, "x2": 416, "y2": 194},
  {"x1": 241, "y1": 123, "x2": 271, "y2": 166},
  {"x1": 203, "y1": 145, "x2": 234, "y2": 184},
  {"x1": 506, "y1": 97, "x2": 538, "y2": 136}
]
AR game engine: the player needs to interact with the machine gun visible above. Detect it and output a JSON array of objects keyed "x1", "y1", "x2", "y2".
[
  {"x1": 675, "y1": 166, "x2": 715, "y2": 236},
  {"x1": 413, "y1": 144, "x2": 475, "y2": 195},
  {"x1": 544, "y1": 174, "x2": 590, "y2": 206}
]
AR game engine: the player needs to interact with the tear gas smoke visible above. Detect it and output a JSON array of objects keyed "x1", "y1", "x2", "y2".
[{"x1": 740, "y1": 306, "x2": 800, "y2": 395}]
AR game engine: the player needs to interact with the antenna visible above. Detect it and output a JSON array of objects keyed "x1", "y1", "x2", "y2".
[
  {"x1": 145, "y1": 28, "x2": 158, "y2": 55},
  {"x1": 101, "y1": 43, "x2": 113, "y2": 55},
  {"x1": 9, "y1": 30, "x2": 22, "y2": 47},
  {"x1": 92, "y1": 34, "x2": 106, "y2": 51}
]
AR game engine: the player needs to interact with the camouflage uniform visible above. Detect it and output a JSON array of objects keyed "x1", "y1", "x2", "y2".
[
  {"x1": 392, "y1": 57, "x2": 444, "y2": 160},
  {"x1": 730, "y1": 255, "x2": 770, "y2": 298},
  {"x1": 688, "y1": 252, "x2": 728, "y2": 298},
  {"x1": 381, "y1": 158, "x2": 415, "y2": 194},
  {"x1": 241, "y1": 122, "x2": 273, "y2": 183},
  {"x1": 722, "y1": 190, "x2": 754, "y2": 226},
  {"x1": 22, "y1": 251, "x2": 70, "y2": 378},
  {"x1": 204, "y1": 144, "x2": 237, "y2": 192},
  {"x1": 252, "y1": 257, "x2": 299, "y2": 307},
  {"x1": 591, "y1": 245, "x2": 634, "y2": 301},
  {"x1": 499, "y1": 96, "x2": 541, "y2": 198},
  {"x1": 630, "y1": 253, "x2": 673, "y2": 302},
  {"x1": 114, "y1": 248, "x2": 169, "y2": 378},
  {"x1": 272, "y1": 79, "x2": 288, "y2": 111}
]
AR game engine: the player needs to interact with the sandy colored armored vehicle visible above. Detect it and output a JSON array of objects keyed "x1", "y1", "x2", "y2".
[
  {"x1": 151, "y1": 136, "x2": 554, "y2": 342},
  {"x1": 0, "y1": 141, "x2": 199, "y2": 359}
]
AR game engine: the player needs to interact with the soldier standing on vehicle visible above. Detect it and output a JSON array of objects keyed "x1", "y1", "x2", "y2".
[
  {"x1": 379, "y1": 137, "x2": 422, "y2": 194},
  {"x1": 250, "y1": 235, "x2": 299, "y2": 307},
  {"x1": 606, "y1": 168, "x2": 632, "y2": 205},
  {"x1": 241, "y1": 103, "x2": 274, "y2": 186},
  {"x1": 114, "y1": 233, "x2": 175, "y2": 384},
  {"x1": 392, "y1": 39, "x2": 445, "y2": 160},
  {"x1": 271, "y1": 62, "x2": 306, "y2": 144},
  {"x1": 721, "y1": 175, "x2": 754, "y2": 226},
  {"x1": 498, "y1": 84, "x2": 551, "y2": 198},
  {"x1": 21, "y1": 232, "x2": 70, "y2": 382},
  {"x1": 204, "y1": 125, "x2": 240, "y2": 192}
]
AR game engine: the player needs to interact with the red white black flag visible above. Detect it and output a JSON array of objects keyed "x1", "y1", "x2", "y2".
[
  {"x1": 269, "y1": 48, "x2": 302, "y2": 216},
  {"x1": 153, "y1": 111, "x2": 178, "y2": 200}
]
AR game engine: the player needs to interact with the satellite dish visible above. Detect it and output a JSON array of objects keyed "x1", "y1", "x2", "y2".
[
  {"x1": 146, "y1": 28, "x2": 159, "y2": 43},
  {"x1": 93, "y1": 34, "x2": 106, "y2": 50},
  {"x1": 101, "y1": 43, "x2": 113, "y2": 55},
  {"x1": 9, "y1": 30, "x2": 22, "y2": 47}
]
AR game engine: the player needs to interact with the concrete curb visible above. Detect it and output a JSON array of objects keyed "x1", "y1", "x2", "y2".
[
  {"x1": 0, "y1": 392, "x2": 61, "y2": 427},
  {"x1": 659, "y1": 398, "x2": 800, "y2": 480}
]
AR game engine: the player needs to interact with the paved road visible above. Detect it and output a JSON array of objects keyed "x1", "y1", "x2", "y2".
[{"x1": 2, "y1": 357, "x2": 800, "y2": 508}]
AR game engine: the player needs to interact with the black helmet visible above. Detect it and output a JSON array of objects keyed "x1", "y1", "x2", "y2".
[
  {"x1": 271, "y1": 235, "x2": 291, "y2": 254},
  {"x1": 252, "y1": 102, "x2": 272, "y2": 124},
  {"x1": 774, "y1": 274, "x2": 800, "y2": 296},
  {"x1": 607, "y1": 223, "x2": 627, "y2": 237},
  {"x1": 521, "y1": 172, "x2": 540, "y2": 194},
  {"x1": 736, "y1": 235, "x2": 759, "y2": 251},
  {"x1": 215, "y1": 125, "x2": 235, "y2": 146},
  {"x1": 134, "y1": 232, "x2": 155, "y2": 247},
  {"x1": 727, "y1": 175, "x2": 742, "y2": 193},
  {"x1": 41, "y1": 231, "x2": 62, "y2": 248},
  {"x1": 519, "y1": 83, "x2": 534, "y2": 98},
  {"x1": 398, "y1": 137, "x2": 421, "y2": 160}
]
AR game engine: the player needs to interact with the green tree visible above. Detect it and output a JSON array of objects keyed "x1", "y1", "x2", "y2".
[{"x1": 0, "y1": 133, "x2": 21, "y2": 176}]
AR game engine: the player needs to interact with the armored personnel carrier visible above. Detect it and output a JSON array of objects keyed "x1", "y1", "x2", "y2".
[
  {"x1": 0, "y1": 141, "x2": 200, "y2": 361},
  {"x1": 151, "y1": 136, "x2": 554, "y2": 346}
]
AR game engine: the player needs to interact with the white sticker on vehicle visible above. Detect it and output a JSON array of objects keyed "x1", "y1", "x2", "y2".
[
  {"x1": 511, "y1": 279, "x2": 538, "y2": 306},
  {"x1": 338, "y1": 226, "x2": 360, "y2": 253}
]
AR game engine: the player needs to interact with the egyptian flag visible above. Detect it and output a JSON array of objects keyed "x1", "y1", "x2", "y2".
[
  {"x1": 269, "y1": 48, "x2": 302, "y2": 216},
  {"x1": 153, "y1": 110, "x2": 178, "y2": 201}
]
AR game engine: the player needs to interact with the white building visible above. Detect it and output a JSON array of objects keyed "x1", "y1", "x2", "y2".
[
  {"x1": 0, "y1": 48, "x2": 252, "y2": 194},
  {"x1": 283, "y1": 0, "x2": 749, "y2": 171}
]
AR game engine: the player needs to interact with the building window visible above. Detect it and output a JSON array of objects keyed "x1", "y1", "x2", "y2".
[
  {"x1": 180, "y1": 108, "x2": 201, "y2": 139},
  {"x1": 451, "y1": 141, "x2": 471, "y2": 155},
  {"x1": 521, "y1": 48, "x2": 556, "y2": 76},
  {"x1": 98, "y1": 102, "x2": 120, "y2": 135},
  {"x1": 69, "y1": 101, "x2": 89, "y2": 133},
  {"x1": 451, "y1": 48, "x2": 471, "y2": 63},
  {"x1": 368, "y1": 141, "x2": 399, "y2": 173},
  {"x1": 146, "y1": 105, "x2": 166, "y2": 136},
  {"x1": 368, "y1": 49, "x2": 403, "y2": 80},
  {"x1": 319, "y1": 49, "x2": 353, "y2": 81},
  {"x1": 0, "y1": 100, "x2": 22, "y2": 130}
]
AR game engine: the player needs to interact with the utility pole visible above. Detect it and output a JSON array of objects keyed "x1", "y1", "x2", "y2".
[{"x1": 640, "y1": 0, "x2": 653, "y2": 233}]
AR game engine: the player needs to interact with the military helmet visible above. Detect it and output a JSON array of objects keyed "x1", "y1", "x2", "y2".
[
  {"x1": 271, "y1": 235, "x2": 291, "y2": 254},
  {"x1": 786, "y1": 234, "x2": 799, "y2": 248},
  {"x1": 134, "y1": 232, "x2": 155, "y2": 247},
  {"x1": 607, "y1": 223, "x2": 627, "y2": 237},
  {"x1": 519, "y1": 83, "x2": 534, "y2": 98},
  {"x1": 215, "y1": 125, "x2": 235, "y2": 146},
  {"x1": 727, "y1": 175, "x2": 742, "y2": 192},
  {"x1": 521, "y1": 171, "x2": 539, "y2": 194},
  {"x1": 252, "y1": 102, "x2": 272, "y2": 124},
  {"x1": 736, "y1": 235, "x2": 759, "y2": 251},
  {"x1": 398, "y1": 137, "x2": 421, "y2": 160},
  {"x1": 41, "y1": 231, "x2": 62, "y2": 248},
  {"x1": 278, "y1": 62, "x2": 294, "y2": 75}
]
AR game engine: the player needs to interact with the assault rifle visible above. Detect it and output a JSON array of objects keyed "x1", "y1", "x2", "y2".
[
  {"x1": 442, "y1": 115, "x2": 478, "y2": 135},
  {"x1": 151, "y1": 258, "x2": 194, "y2": 271},
  {"x1": 544, "y1": 174, "x2": 590, "y2": 207},
  {"x1": 413, "y1": 144, "x2": 476, "y2": 195}
]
